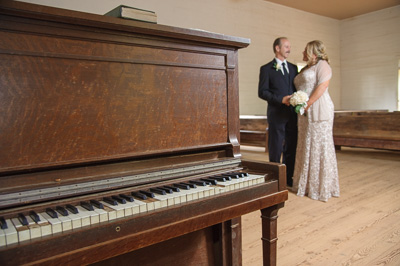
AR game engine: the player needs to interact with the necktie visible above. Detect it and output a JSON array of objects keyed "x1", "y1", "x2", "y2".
[{"x1": 282, "y1": 62, "x2": 289, "y2": 82}]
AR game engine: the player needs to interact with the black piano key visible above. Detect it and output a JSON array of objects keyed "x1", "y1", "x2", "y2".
[
  {"x1": 232, "y1": 172, "x2": 247, "y2": 177},
  {"x1": 200, "y1": 178, "x2": 218, "y2": 185},
  {"x1": 174, "y1": 183, "x2": 190, "y2": 190},
  {"x1": 46, "y1": 208, "x2": 58, "y2": 218},
  {"x1": 18, "y1": 213, "x2": 29, "y2": 226},
  {"x1": 103, "y1": 197, "x2": 118, "y2": 206},
  {"x1": 219, "y1": 174, "x2": 232, "y2": 180},
  {"x1": 111, "y1": 195, "x2": 127, "y2": 204},
  {"x1": 189, "y1": 180, "x2": 207, "y2": 186},
  {"x1": 80, "y1": 201, "x2": 94, "y2": 211},
  {"x1": 90, "y1": 200, "x2": 104, "y2": 209},
  {"x1": 236, "y1": 172, "x2": 249, "y2": 177},
  {"x1": 119, "y1": 194, "x2": 135, "y2": 202},
  {"x1": 0, "y1": 217, "x2": 8, "y2": 229},
  {"x1": 66, "y1": 204, "x2": 79, "y2": 214},
  {"x1": 163, "y1": 185, "x2": 180, "y2": 192},
  {"x1": 209, "y1": 176, "x2": 227, "y2": 182},
  {"x1": 56, "y1": 206, "x2": 69, "y2": 216},
  {"x1": 181, "y1": 182, "x2": 197, "y2": 188},
  {"x1": 29, "y1": 211, "x2": 40, "y2": 223},
  {"x1": 222, "y1": 173, "x2": 238, "y2": 179},
  {"x1": 139, "y1": 190, "x2": 155, "y2": 198},
  {"x1": 150, "y1": 188, "x2": 166, "y2": 195},
  {"x1": 131, "y1": 192, "x2": 147, "y2": 200},
  {"x1": 157, "y1": 187, "x2": 173, "y2": 194}
]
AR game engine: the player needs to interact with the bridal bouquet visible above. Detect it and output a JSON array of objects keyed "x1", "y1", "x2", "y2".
[{"x1": 290, "y1": 91, "x2": 309, "y2": 115}]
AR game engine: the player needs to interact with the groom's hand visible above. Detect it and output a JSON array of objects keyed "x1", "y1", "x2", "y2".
[{"x1": 282, "y1": 95, "x2": 292, "y2": 106}]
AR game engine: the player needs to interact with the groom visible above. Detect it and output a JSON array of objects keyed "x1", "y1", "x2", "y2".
[{"x1": 258, "y1": 37, "x2": 298, "y2": 187}]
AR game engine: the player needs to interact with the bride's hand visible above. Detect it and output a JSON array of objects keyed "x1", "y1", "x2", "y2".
[{"x1": 304, "y1": 101, "x2": 310, "y2": 111}]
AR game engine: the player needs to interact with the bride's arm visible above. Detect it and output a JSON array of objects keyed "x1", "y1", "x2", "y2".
[{"x1": 305, "y1": 79, "x2": 330, "y2": 111}]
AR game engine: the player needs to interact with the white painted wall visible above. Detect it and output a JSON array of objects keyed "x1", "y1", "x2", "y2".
[
  {"x1": 15, "y1": 0, "x2": 400, "y2": 114},
  {"x1": 340, "y1": 6, "x2": 400, "y2": 111}
]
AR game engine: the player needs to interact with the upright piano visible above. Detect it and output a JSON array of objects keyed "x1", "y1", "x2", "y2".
[{"x1": 0, "y1": 1, "x2": 288, "y2": 265}]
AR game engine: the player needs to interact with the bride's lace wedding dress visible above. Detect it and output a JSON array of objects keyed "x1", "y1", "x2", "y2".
[{"x1": 292, "y1": 60, "x2": 340, "y2": 202}]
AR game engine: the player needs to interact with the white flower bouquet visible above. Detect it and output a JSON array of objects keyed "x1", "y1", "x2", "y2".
[{"x1": 290, "y1": 91, "x2": 309, "y2": 115}]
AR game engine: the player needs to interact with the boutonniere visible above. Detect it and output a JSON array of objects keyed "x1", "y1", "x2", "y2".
[{"x1": 273, "y1": 62, "x2": 281, "y2": 71}]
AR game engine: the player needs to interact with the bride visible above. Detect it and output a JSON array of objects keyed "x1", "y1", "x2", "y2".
[{"x1": 291, "y1": 40, "x2": 340, "y2": 202}]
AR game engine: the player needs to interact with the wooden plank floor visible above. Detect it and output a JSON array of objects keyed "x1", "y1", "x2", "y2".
[{"x1": 241, "y1": 146, "x2": 400, "y2": 266}]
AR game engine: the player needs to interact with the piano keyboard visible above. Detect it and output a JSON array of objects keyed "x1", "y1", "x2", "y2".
[{"x1": 0, "y1": 172, "x2": 264, "y2": 247}]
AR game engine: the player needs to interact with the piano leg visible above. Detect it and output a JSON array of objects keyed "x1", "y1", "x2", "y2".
[
  {"x1": 226, "y1": 217, "x2": 242, "y2": 266},
  {"x1": 213, "y1": 217, "x2": 242, "y2": 266},
  {"x1": 261, "y1": 203, "x2": 285, "y2": 266}
]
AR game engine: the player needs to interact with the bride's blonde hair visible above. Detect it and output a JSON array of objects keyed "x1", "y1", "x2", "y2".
[{"x1": 305, "y1": 40, "x2": 329, "y2": 66}]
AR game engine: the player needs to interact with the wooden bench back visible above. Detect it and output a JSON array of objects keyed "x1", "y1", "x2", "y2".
[
  {"x1": 240, "y1": 115, "x2": 268, "y2": 132},
  {"x1": 333, "y1": 112, "x2": 400, "y2": 140},
  {"x1": 333, "y1": 112, "x2": 400, "y2": 150}
]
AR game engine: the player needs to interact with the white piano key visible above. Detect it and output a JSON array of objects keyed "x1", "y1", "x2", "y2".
[
  {"x1": 187, "y1": 188, "x2": 199, "y2": 201},
  {"x1": 185, "y1": 190, "x2": 194, "y2": 201},
  {"x1": 153, "y1": 194, "x2": 173, "y2": 207},
  {"x1": 107, "y1": 202, "x2": 125, "y2": 219},
  {"x1": 92, "y1": 207, "x2": 109, "y2": 223},
  {"x1": 154, "y1": 195, "x2": 168, "y2": 208},
  {"x1": 208, "y1": 185, "x2": 215, "y2": 196},
  {"x1": 3, "y1": 219, "x2": 18, "y2": 246},
  {"x1": 201, "y1": 185, "x2": 214, "y2": 198},
  {"x1": 233, "y1": 181, "x2": 241, "y2": 190},
  {"x1": 202, "y1": 186, "x2": 212, "y2": 197},
  {"x1": 190, "y1": 189, "x2": 199, "y2": 200},
  {"x1": 123, "y1": 201, "x2": 140, "y2": 215},
  {"x1": 11, "y1": 218, "x2": 30, "y2": 242},
  {"x1": 117, "y1": 200, "x2": 140, "y2": 217},
  {"x1": 186, "y1": 188, "x2": 198, "y2": 201},
  {"x1": 122, "y1": 203, "x2": 133, "y2": 216},
  {"x1": 198, "y1": 186, "x2": 207, "y2": 197},
  {"x1": 246, "y1": 174, "x2": 261, "y2": 185},
  {"x1": 35, "y1": 213, "x2": 52, "y2": 237},
  {"x1": 239, "y1": 176, "x2": 249, "y2": 187},
  {"x1": 56, "y1": 214, "x2": 72, "y2": 231},
  {"x1": 139, "y1": 198, "x2": 154, "y2": 211},
  {"x1": 257, "y1": 175, "x2": 265, "y2": 184},
  {"x1": 131, "y1": 199, "x2": 147, "y2": 213},
  {"x1": 0, "y1": 228, "x2": 6, "y2": 247},
  {"x1": 171, "y1": 192, "x2": 181, "y2": 204},
  {"x1": 214, "y1": 185, "x2": 227, "y2": 194},
  {"x1": 26, "y1": 216, "x2": 41, "y2": 239},
  {"x1": 75, "y1": 206, "x2": 93, "y2": 227},
  {"x1": 195, "y1": 187, "x2": 204, "y2": 199},
  {"x1": 130, "y1": 202, "x2": 142, "y2": 214},
  {"x1": 150, "y1": 198, "x2": 161, "y2": 209},
  {"x1": 177, "y1": 190, "x2": 188, "y2": 203},
  {"x1": 101, "y1": 202, "x2": 121, "y2": 220},
  {"x1": 229, "y1": 178, "x2": 243, "y2": 190},
  {"x1": 40, "y1": 212, "x2": 62, "y2": 234},
  {"x1": 65, "y1": 212, "x2": 82, "y2": 230}
]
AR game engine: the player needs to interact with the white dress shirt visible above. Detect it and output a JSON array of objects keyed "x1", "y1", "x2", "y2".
[{"x1": 275, "y1": 58, "x2": 289, "y2": 75}]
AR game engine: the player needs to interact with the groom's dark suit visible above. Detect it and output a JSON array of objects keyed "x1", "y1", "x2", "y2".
[{"x1": 258, "y1": 59, "x2": 298, "y2": 186}]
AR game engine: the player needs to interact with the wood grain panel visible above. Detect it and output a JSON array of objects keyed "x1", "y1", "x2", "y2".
[{"x1": 0, "y1": 53, "x2": 228, "y2": 171}]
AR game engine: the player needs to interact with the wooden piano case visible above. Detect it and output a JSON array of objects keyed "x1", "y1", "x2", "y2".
[{"x1": 0, "y1": 1, "x2": 288, "y2": 265}]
